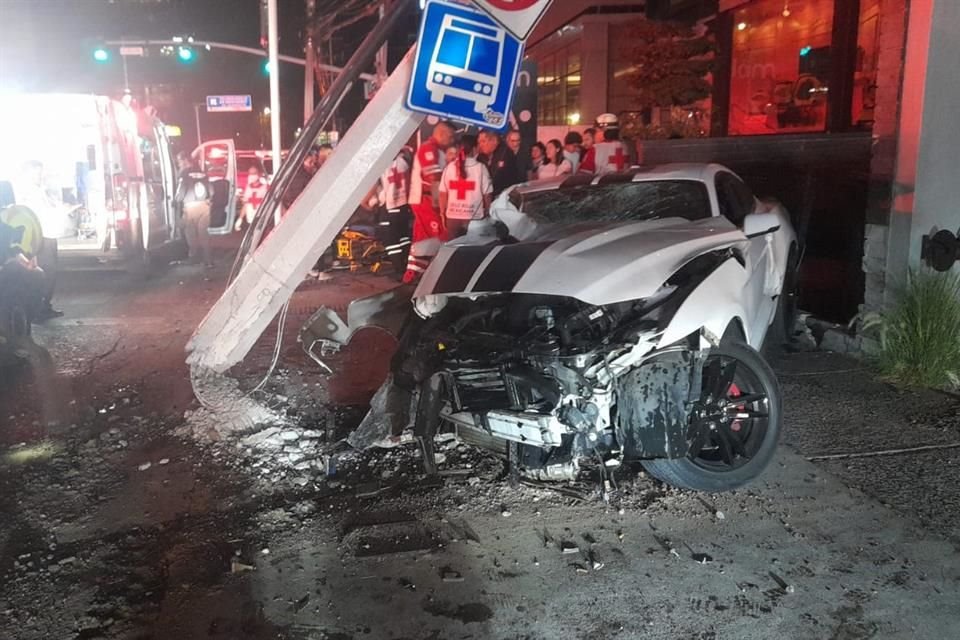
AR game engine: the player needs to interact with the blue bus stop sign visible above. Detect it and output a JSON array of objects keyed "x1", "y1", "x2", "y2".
[{"x1": 407, "y1": 0, "x2": 524, "y2": 131}]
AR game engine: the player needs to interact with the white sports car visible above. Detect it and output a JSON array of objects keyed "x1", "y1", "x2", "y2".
[{"x1": 307, "y1": 163, "x2": 799, "y2": 491}]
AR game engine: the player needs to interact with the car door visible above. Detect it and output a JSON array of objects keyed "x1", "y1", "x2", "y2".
[
  {"x1": 153, "y1": 121, "x2": 178, "y2": 243},
  {"x1": 715, "y1": 172, "x2": 776, "y2": 344},
  {"x1": 193, "y1": 139, "x2": 237, "y2": 235}
]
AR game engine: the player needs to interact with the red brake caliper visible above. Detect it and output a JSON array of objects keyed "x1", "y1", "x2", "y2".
[{"x1": 728, "y1": 382, "x2": 743, "y2": 432}]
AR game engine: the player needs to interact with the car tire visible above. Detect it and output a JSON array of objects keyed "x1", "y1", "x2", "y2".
[
  {"x1": 763, "y1": 244, "x2": 799, "y2": 356},
  {"x1": 640, "y1": 341, "x2": 782, "y2": 492}
]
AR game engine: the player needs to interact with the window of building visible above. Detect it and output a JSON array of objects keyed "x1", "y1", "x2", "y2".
[
  {"x1": 536, "y1": 45, "x2": 581, "y2": 126},
  {"x1": 853, "y1": 0, "x2": 880, "y2": 129},
  {"x1": 728, "y1": 0, "x2": 835, "y2": 135}
]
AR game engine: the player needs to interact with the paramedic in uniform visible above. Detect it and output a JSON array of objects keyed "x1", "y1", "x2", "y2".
[
  {"x1": 578, "y1": 113, "x2": 632, "y2": 175},
  {"x1": 235, "y1": 164, "x2": 268, "y2": 231},
  {"x1": 439, "y1": 134, "x2": 492, "y2": 238},
  {"x1": 405, "y1": 121, "x2": 454, "y2": 284},
  {"x1": 376, "y1": 144, "x2": 414, "y2": 274}
]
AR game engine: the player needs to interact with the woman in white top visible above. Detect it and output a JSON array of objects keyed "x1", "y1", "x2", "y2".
[
  {"x1": 536, "y1": 139, "x2": 573, "y2": 180},
  {"x1": 439, "y1": 134, "x2": 493, "y2": 238}
]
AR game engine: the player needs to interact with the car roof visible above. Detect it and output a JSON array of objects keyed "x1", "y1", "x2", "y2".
[{"x1": 512, "y1": 163, "x2": 729, "y2": 196}]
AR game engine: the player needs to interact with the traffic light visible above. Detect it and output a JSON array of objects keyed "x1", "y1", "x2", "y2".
[
  {"x1": 93, "y1": 47, "x2": 110, "y2": 63},
  {"x1": 177, "y1": 46, "x2": 195, "y2": 63},
  {"x1": 262, "y1": 59, "x2": 271, "y2": 75}
]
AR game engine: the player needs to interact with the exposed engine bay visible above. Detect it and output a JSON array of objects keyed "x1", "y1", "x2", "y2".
[
  {"x1": 394, "y1": 289, "x2": 699, "y2": 480},
  {"x1": 301, "y1": 244, "x2": 783, "y2": 492}
]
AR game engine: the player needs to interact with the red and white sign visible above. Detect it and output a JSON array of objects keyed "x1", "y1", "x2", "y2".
[{"x1": 470, "y1": 0, "x2": 552, "y2": 40}]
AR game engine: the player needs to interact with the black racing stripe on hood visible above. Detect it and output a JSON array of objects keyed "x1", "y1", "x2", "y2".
[
  {"x1": 471, "y1": 241, "x2": 554, "y2": 292},
  {"x1": 432, "y1": 245, "x2": 497, "y2": 294}
]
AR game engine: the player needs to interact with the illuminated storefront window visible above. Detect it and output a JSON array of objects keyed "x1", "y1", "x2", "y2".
[
  {"x1": 853, "y1": 0, "x2": 880, "y2": 129},
  {"x1": 728, "y1": 0, "x2": 835, "y2": 135},
  {"x1": 536, "y1": 46, "x2": 581, "y2": 126}
]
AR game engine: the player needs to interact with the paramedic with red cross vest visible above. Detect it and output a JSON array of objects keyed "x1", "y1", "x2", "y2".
[
  {"x1": 405, "y1": 121, "x2": 455, "y2": 284},
  {"x1": 578, "y1": 113, "x2": 633, "y2": 175},
  {"x1": 439, "y1": 134, "x2": 493, "y2": 239},
  {"x1": 375, "y1": 144, "x2": 414, "y2": 274}
]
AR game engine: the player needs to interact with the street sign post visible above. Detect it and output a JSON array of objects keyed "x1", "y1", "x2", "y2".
[
  {"x1": 470, "y1": 0, "x2": 552, "y2": 40},
  {"x1": 205, "y1": 95, "x2": 253, "y2": 113},
  {"x1": 406, "y1": 0, "x2": 524, "y2": 131}
]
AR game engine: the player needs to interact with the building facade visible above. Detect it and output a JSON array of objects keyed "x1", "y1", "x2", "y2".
[{"x1": 526, "y1": 0, "x2": 959, "y2": 321}]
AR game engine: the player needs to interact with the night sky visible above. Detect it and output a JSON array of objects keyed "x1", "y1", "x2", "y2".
[{"x1": 0, "y1": 0, "x2": 414, "y2": 150}]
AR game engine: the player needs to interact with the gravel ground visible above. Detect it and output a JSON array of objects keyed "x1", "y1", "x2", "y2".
[
  {"x1": 773, "y1": 350, "x2": 960, "y2": 542},
  {"x1": 1, "y1": 257, "x2": 958, "y2": 639}
]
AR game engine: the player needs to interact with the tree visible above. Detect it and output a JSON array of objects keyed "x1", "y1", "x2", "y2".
[{"x1": 624, "y1": 18, "x2": 715, "y2": 110}]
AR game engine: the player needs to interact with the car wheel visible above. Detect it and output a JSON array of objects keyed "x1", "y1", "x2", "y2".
[
  {"x1": 763, "y1": 244, "x2": 799, "y2": 355},
  {"x1": 640, "y1": 341, "x2": 782, "y2": 492}
]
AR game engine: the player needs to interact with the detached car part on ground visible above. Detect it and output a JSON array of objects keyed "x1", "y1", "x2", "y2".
[{"x1": 303, "y1": 164, "x2": 798, "y2": 491}]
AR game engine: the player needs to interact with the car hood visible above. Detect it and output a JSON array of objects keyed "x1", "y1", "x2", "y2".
[{"x1": 414, "y1": 217, "x2": 747, "y2": 306}]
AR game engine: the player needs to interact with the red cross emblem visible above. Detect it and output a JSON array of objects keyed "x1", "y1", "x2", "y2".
[
  {"x1": 449, "y1": 177, "x2": 476, "y2": 200},
  {"x1": 388, "y1": 167, "x2": 405, "y2": 189},
  {"x1": 611, "y1": 146, "x2": 626, "y2": 171}
]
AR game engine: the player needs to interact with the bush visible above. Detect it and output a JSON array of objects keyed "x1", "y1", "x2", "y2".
[{"x1": 864, "y1": 269, "x2": 960, "y2": 388}]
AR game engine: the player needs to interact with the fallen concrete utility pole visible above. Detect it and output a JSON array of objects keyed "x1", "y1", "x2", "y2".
[{"x1": 186, "y1": 48, "x2": 423, "y2": 372}]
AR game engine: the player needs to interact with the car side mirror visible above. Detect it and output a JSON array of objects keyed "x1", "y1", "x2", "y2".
[{"x1": 743, "y1": 212, "x2": 780, "y2": 238}]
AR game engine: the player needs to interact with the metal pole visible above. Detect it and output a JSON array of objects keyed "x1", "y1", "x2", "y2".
[
  {"x1": 103, "y1": 38, "x2": 376, "y2": 80},
  {"x1": 267, "y1": 0, "x2": 282, "y2": 175},
  {"x1": 194, "y1": 103, "x2": 202, "y2": 146},
  {"x1": 375, "y1": 1, "x2": 388, "y2": 84},
  {"x1": 122, "y1": 54, "x2": 130, "y2": 92},
  {"x1": 304, "y1": 0, "x2": 316, "y2": 123}
]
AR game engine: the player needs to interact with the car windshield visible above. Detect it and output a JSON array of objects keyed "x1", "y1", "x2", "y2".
[{"x1": 518, "y1": 180, "x2": 712, "y2": 226}]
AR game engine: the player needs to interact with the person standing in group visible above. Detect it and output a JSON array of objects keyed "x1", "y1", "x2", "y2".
[
  {"x1": 478, "y1": 130, "x2": 523, "y2": 197},
  {"x1": 578, "y1": 114, "x2": 632, "y2": 175},
  {"x1": 175, "y1": 151, "x2": 212, "y2": 266},
  {"x1": 439, "y1": 134, "x2": 492, "y2": 238},
  {"x1": 582, "y1": 128, "x2": 596, "y2": 152},
  {"x1": 444, "y1": 145, "x2": 459, "y2": 167},
  {"x1": 14, "y1": 161, "x2": 62, "y2": 319},
  {"x1": 405, "y1": 121, "x2": 455, "y2": 283},
  {"x1": 282, "y1": 148, "x2": 318, "y2": 211},
  {"x1": 537, "y1": 139, "x2": 573, "y2": 180},
  {"x1": 235, "y1": 164, "x2": 268, "y2": 232},
  {"x1": 316, "y1": 143, "x2": 334, "y2": 169},
  {"x1": 528, "y1": 142, "x2": 546, "y2": 181},
  {"x1": 563, "y1": 131, "x2": 584, "y2": 174},
  {"x1": 506, "y1": 129, "x2": 529, "y2": 182},
  {"x1": 377, "y1": 144, "x2": 414, "y2": 274}
]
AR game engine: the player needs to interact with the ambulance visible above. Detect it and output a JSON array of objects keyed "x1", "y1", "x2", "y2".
[{"x1": 0, "y1": 93, "x2": 238, "y2": 264}]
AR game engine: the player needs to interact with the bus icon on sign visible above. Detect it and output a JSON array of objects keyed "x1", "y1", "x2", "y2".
[
  {"x1": 407, "y1": 0, "x2": 524, "y2": 130},
  {"x1": 426, "y1": 15, "x2": 505, "y2": 114}
]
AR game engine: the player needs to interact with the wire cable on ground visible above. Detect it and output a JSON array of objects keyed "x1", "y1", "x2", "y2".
[
  {"x1": 249, "y1": 298, "x2": 291, "y2": 396},
  {"x1": 806, "y1": 442, "x2": 960, "y2": 461}
]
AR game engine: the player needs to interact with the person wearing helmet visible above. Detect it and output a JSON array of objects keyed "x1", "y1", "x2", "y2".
[{"x1": 578, "y1": 114, "x2": 633, "y2": 176}]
